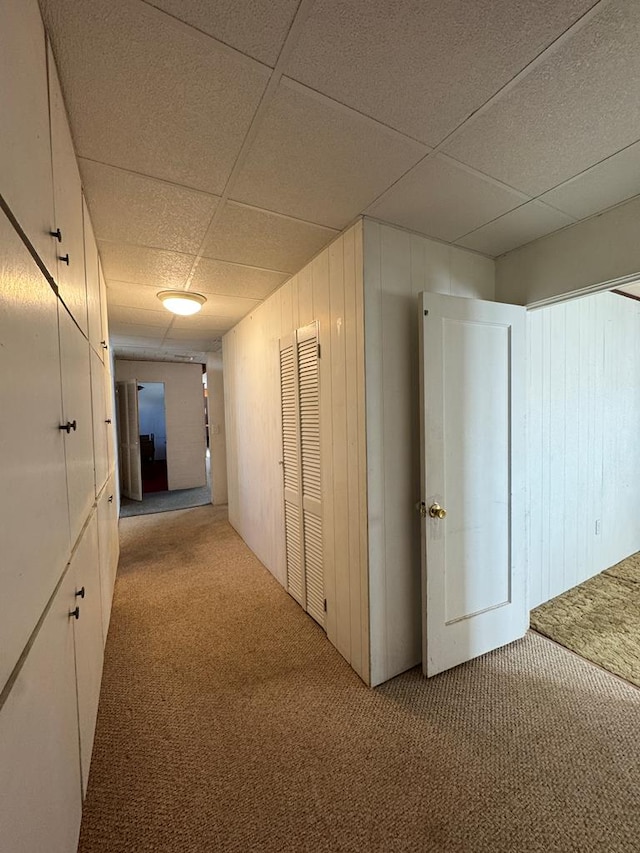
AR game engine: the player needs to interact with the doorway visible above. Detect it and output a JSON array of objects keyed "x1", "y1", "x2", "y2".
[{"x1": 137, "y1": 382, "x2": 167, "y2": 494}]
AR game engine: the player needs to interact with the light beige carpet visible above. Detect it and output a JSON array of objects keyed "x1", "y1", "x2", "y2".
[
  {"x1": 531, "y1": 552, "x2": 640, "y2": 688},
  {"x1": 79, "y1": 507, "x2": 640, "y2": 853}
]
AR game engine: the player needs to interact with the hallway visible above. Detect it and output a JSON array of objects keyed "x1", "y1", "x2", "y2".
[{"x1": 79, "y1": 507, "x2": 640, "y2": 853}]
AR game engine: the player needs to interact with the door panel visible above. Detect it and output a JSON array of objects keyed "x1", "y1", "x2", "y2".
[
  {"x1": 419, "y1": 293, "x2": 526, "y2": 677},
  {"x1": 97, "y1": 477, "x2": 118, "y2": 643},
  {"x1": 59, "y1": 307, "x2": 95, "y2": 546},
  {"x1": 0, "y1": 0, "x2": 57, "y2": 276},
  {"x1": 48, "y1": 44, "x2": 87, "y2": 333},
  {"x1": 90, "y1": 348, "x2": 109, "y2": 495},
  {"x1": 83, "y1": 196, "x2": 102, "y2": 356},
  {"x1": 280, "y1": 324, "x2": 325, "y2": 627},
  {"x1": 0, "y1": 211, "x2": 70, "y2": 691},
  {"x1": 0, "y1": 568, "x2": 83, "y2": 853},
  {"x1": 71, "y1": 513, "x2": 104, "y2": 795},
  {"x1": 116, "y1": 380, "x2": 142, "y2": 501}
]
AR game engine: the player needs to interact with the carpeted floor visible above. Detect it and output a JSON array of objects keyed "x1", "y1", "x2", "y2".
[
  {"x1": 119, "y1": 483, "x2": 211, "y2": 517},
  {"x1": 531, "y1": 552, "x2": 640, "y2": 688},
  {"x1": 79, "y1": 507, "x2": 640, "y2": 853}
]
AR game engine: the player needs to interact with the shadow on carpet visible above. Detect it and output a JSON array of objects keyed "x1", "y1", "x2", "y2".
[
  {"x1": 120, "y1": 484, "x2": 211, "y2": 517},
  {"x1": 530, "y1": 551, "x2": 640, "y2": 687}
]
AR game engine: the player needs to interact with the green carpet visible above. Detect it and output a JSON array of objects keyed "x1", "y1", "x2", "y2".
[{"x1": 531, "y1": 552, "x2": 640, "y2": 687}]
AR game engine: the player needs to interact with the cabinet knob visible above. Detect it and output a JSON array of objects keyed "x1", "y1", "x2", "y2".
[
  {"x1": 59, "y1": 420, "x2": 77, "y2": 434},
  {"x1": 105, "y1": 418, "x2": 112, "y2": 424},
  {"x1": 59, "y1": 254, "x2": 70, "y2": 265},
  {"x1": 69, "y1": 606, "x2": 80, "y2": 620},
  {"x1": 75, "y1": 587, "x2": 85, "y2": 599},
  {"x1": 50, "y1": 228, "x2": 62, "y2": 242}
]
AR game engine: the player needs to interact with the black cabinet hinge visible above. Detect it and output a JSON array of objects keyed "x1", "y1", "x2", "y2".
[{"x1": 324, "y1": 598, "x2": 327, "y2": 612}]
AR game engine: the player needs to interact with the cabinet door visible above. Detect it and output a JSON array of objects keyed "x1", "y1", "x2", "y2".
[
  {"x1": 0, "y1": 211, "x2": 70, "y2": 691},
  {"x1": 84, "y1": 196, "x2": 103, "y2": 356},
  {"x1": 97, "y1": 480, "x2": 118, "y2": 644},
  {"x1": 71, "y1": 512, "x2": 104, "y2": 795},
  {"x1": 0, "y1": 0, "x2": 57, "y2": 276},
  {"x1": 59, "y1": 307, "x2": 95, "y2": 548},
  {"x1": 0, "y1": 569, "x2": 83, "y2": 853},
  {"x1": 91, "y1": 348, "x2": 109, "y2": 495},
  {"x1": 98, "y1": 259, "x2": 110, "y2": 362},
  {"x1": 48, "y1": 44, "x2": 87, "y2": 334}
]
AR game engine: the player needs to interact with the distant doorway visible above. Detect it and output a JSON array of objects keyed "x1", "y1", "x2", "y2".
[{"x1": 137, "y1": 382, "x2": 167, "y2": 494}]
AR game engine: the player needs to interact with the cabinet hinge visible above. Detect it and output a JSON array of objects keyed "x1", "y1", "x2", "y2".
[
  {"x1": 324, "y1": 598, "x2": 327, "y2": 612},
  {"x1": 317, "y1": 343, "x2": 321, "y2": 359}
]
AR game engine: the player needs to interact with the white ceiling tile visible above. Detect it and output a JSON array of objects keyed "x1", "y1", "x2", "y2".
[
  {"x1": 164, "y1": 334, "x2": 222, "y2": 350},
  {"x1": 98, "y1": 242, "x2": 194, "y2": 289},
  {"x1": 107, "y1": 305, "x2": 171, "y2": 327},
  {"x1": 444, "y1": 1, "x2": 640, "y2": 195},
  {"x1": 106, "y1": 281, "x2": 168, "y2": 311},
  {"x1": 175, "y1": 292, "x2": 260, "y2": 323},
  {"x1": 367, "y1": 154, "x2": 527, "y2": 242},
  {"x1": 108, "y1": 322, "x2": 167, "y2": 339},
  {"x1": 40, "y1": 0, "x2": 269, "y2": 194},
  {"x1": 457, "y1": 202, "x2": 574, "y2": 257},
  {"x1": 191, "y1": 257, "x2": 288, "y2": 300},
  {"x1": 170, "y1": 312, "x2": 228, "y2": 332},
  {"x1": 144, "y1": 0, "x2": 299, "y2": 66},
  {"x1": 616, "y1": 283, "x2": 640, "y2": 298},
  {"x1": 202, "y1": 202, "x2": 338, "y2": 273},
  {"x1": 285, "y1": 0, "x2": 597, "y2": 146},
  {"x1": 231, "y1": 79, "x2": 428, "y2": 228},
  {"x1": 539, "y1": 142, "x2": 640, "y2": 220},
  {"x1": 80, "y1": 159, "x2": 218, "y2": 253}
]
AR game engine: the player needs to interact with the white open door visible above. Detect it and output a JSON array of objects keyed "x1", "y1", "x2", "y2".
[
  {"x1": 419, "y1": 292, "x2": 526, "y2": 677},
  {"x1": 115, "y1": 380, "x2": 142, "y2": 502}
]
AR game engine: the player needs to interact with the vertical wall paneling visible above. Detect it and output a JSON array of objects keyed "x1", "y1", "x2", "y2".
[
  {"x1": 362, "y1": 219, "x2": 497, "y2": 686},
  {"x1": 328, "y1": 239, "x2": 350, "y2": 657},
  {"x1": 205, "y1": 352, "x2": 228, "y2": 506},
  {"x1": 224, "y1": 222, "x2": 369, "y2": 681},
  {"x1": 527, "y1": 291, "x2": 640, "y2": 607}
]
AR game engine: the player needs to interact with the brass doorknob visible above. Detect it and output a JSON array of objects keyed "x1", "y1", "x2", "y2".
[{"x1": 428, "y1": 503, "x2": 447, "y2": 519}]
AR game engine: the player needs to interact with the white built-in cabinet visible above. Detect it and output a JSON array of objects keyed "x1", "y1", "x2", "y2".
[{"x1": 0, "y1": 0, "x2": 119, "y2": 849}]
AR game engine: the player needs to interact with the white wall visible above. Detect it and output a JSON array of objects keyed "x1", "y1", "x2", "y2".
[
  {"x1": 115, "y1": 360, "x2": 206, "y2": 491},
  {"x1": 496, "y1": 195, "x2": 640, "y2": 306},
  {"x1": 527, "y1": 291, "x2": 640, "y2": 608},
  {"x1": 206, "y1": 352, "x2": 228, "y2": 506},
  {"x1": 138, "y1": 382, "x2": 167, "y2": 460},
  {"x1": 224, "y1": 222, "x2": 370, "y2": 683},
  {"x1": 363, "y1": 220, "x2": 495, "y2": 686}
]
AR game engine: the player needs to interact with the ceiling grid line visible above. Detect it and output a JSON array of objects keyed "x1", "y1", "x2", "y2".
[{"x1": 158, "y1": 0, "x2": 317, "y2": 347}]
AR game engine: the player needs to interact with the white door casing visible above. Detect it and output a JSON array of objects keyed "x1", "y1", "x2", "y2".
[{"x1": 419, "y1": 292, "x2": 527, "y2": 677}]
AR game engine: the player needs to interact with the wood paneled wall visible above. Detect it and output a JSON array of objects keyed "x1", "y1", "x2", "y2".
[
  {"x1": 223, "y1": 222, "x2": 369, "y2": 683},
  {"x1": 115, "y1": 360, "x2": 207, "y2": 491},
  {"x1": 362, "y1": 220, "x2": 495, "y2": 686},
  {"x1": 206, "y1": 352, "x2": 228, "y2": 506},
  {"x1": 527, "y1": 291, "x2": 640, "y2": 608}
]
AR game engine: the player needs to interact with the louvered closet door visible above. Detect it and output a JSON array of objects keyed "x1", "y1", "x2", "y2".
[
  {"x1": 280, "y1": 336, "x2": 305, "y2": 606},
  {"x1": 279, "y1": 324, "x2": 324, "y2": 629},
  {"x1": 297, "y1": 325, "x2": 324, "y2": 628}
]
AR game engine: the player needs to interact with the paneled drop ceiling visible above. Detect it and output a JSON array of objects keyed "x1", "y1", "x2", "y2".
[{"x1": 40, "y1": 0, "x2": 640, "y2": 361}]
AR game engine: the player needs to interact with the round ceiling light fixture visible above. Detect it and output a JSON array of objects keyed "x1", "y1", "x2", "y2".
[{"x1": 157, "y1": 290, "x2": 207, "y2": 316}]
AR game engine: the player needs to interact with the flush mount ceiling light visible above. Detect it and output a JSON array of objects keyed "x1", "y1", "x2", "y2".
[{"x1": 157, "y1": 290, "x2": 206, "y2": 316}]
